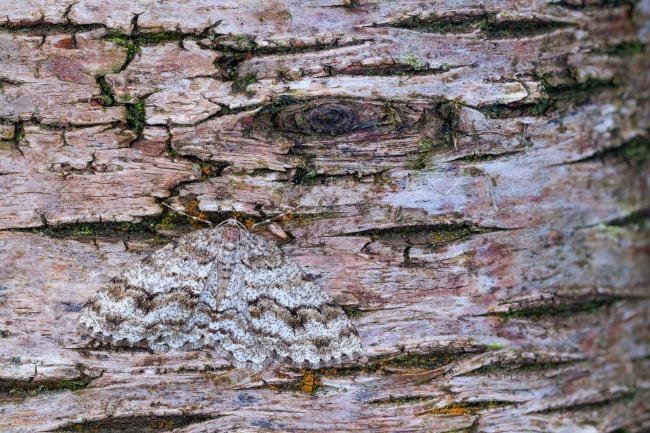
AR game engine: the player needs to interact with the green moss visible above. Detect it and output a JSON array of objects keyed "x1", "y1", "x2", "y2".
[
  {"x1": 154, "y1": 211, "x2": 180, "y2": 231},
  {"x1": 480, "y1": 15, "x2": 570, "y2": 38},
  {"x1": 1, "y1": 373, "x2": 93, "y2": 395},
  {"x1": 73, "y1": 225, "x2": 92, "y2": 236},
  {"x1": 28, "y1": 220, "x2": 154, "y2": 240},
  {"x1": 570, "y1": 136, "x2": 650, "y2": 166},
  {"x1": 349, "y1": 223, "x2": 476, "y2": 247},
  {"x1": 480, "y1": 100, "x2": 551, "y2": 118},
  {"x1": 491, "y1": 296, "x2": 618, "y2": 321},
  {"x1": 486, "y1": 343, "x2": 506, "y2": 351},
  {"x1": 400, "y1": 53, "x2": 427, "y2": 70},
  {"x1": 53, "y1": 414, "x2": 213, "y2": 433},
  {"x1": 125, "y1": 100, "x2": 146, "y2": 139},
  {"x1": 471, "y1": 360, "x2": 575, "y2": 375},
  {"x1": 96, "y1": 76, "x2": 115, "y2": 106},
  {"x1": 293, "y1": 153, "x2": 318, "y2": 185},
  {"x1": 341, "y1": 305, "x2": 366, "y2": 320},
  {"x1": 0, "y1": 23, "x2": 103, "y2": 34},
  {"x1": 318, "y1": 351, "x2": 469, "y2": 376},
  {"x1": 538, "y1": 391, "x2": 635, "y2": 414},
  {"x1": 13, "y1": 122, "x2": 25, "y2": 144},
  {"x1": 545, "y1": 78, "x2": 620, "y2": 112},
  {"x1": 407, "y1": 139, "x2": 434, "y2": 169},
  {"x1": 230, "y1": 72, "x2": 258, "y2": 93},
  {"x1": 135, "y1": 31, "x2": 185, "y2": 45},
  {"x1": 604, "y1": 41, "x2": 644, "y2": 57},
  {"x1": 610, "y1": 136, "x2": 649, "y2": 165},
  {"x1": 387, "y1": 14, "x2": 486, "y2": 33},
  {"x1": 103, "y1": 34, "x2": 138, "y2": 71}
]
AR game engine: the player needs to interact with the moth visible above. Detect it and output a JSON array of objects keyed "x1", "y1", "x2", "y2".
[{"x1": 78, "y1": 219, "x2": 362, "y2": 371}]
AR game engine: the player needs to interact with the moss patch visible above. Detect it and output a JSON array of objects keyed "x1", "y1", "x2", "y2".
[
  {"x1": 470, "y1": 359, "x2": 579, "y2": 376},
  {"x1": 230, "y1": 72, "x2": 258, "y2": 94},
  {"x1": 53, "y1": 414, "x2": 213, "y2": 433},
  {"x1": 384, "y1": 13, "x2": 571, "y2": 39},
  {"x1": 102, "y1": 34, "x2": 138, "y2": 71},
  {"x1": 13, "y1": 121, "x2": 25, "y2": 145},
  {"x1": 385, "y1": 14, "x2": 488, "y2": 33},
  {"x1": 574, "y1": 136, "x2": 650, "y2": 166},
  {"x1": 603, "y1": 41, "x2": 644, "y2": 57},
  {"x1": 407, "y1": 139, "x2": 434, "y2": 169},
  {"x1": 0, "y1": 23, "x2": 103, "y2": 34},
  {"x1": 95, "y1": 76, "x2": 115, "y2": 107},
  {"x1": 480, "y1": 100, "x2": 551, "y2": 118},
  {"x1": 317, "y1": 351, "x2": 470, "y2": 376},
  {"x1": 341, "y1": 305, "x2": 367, "y2": 320},
  {"x1": 346, "y1": 223, "x2": 479, "y2": 248},
  {"x1": 1, "y1": 373, "x2": 93, "y2": 396},
  {"x1": 125, "y1": 100, "x2": 146, "y2": 139},
  {"x1": 292, "y1": 153, "x2": 318, "y2": 185},
  {"x1": 490, "y1": 296, "x2": 620, "y2": 321},
  {"x1": 480, "y1": 15, "x2": 570, "y2": 38}
]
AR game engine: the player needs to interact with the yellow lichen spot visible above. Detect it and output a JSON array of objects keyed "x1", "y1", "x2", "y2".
[
  {"x1": 244, "y1": 218, "x2": 255, "y2": 229},
  {"x1": 299, "y1": 370, "x2": 320, "y2": 394},
  {"x1": 426, "y1": 405, "x2": 470, "y2": 415},
  {"x1": 180, "y1": 197, "x2": 209, "y2": 226}
]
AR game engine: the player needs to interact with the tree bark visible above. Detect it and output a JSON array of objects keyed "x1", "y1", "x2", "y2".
[{"x1": 1, "y1": 1, "x2": 649, "y2": 432}]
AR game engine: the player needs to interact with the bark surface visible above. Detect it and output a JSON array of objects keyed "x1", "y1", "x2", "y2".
[{"x1": 1, "y1": 1, "x2": 649, "y2": 432}]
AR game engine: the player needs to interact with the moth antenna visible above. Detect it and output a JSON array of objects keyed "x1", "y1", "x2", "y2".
[
  {"x1": 251, "y1": 206, "x2": 300, "y2": 229},
  {"x1": 161, "y1": 201, "x2": 213, "y2": 226},
  {"x1": 216, "y1": 217, "x2": 248, "y2": 230}
]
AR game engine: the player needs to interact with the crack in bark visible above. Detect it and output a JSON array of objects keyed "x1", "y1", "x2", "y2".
[
  {"x1": 49, "y1": 414, "x2": 215, "y2": 433},
  {"x1": 338, "y1": 223, "x2": 508, "y2": 247},
  {"x1": 555, "y1": 135, "x2": 650, "y2": 166},
  {"x1": 531, "y1": 390, "x2": 637, "y2": 414},
  {"x1": 375, "y1": 13, "x2": 574, "y2": 38},
  {"x1": 482, "y1": 293, "x2": 636, "y2": 320},
  {"x1": 0, "y1": 363, "x2": 98, "y2": 396}
]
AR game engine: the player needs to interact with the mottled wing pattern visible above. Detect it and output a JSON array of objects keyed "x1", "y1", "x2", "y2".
[
  {"x1": 78, "y1": 228, "x2": 218, "y2": 351},
  {"x1": 79, "y1": 220, "x2": 362, "y2": 371},
  {"x1": 239, "y1": 230, "x2": 362, "y2": 369}
]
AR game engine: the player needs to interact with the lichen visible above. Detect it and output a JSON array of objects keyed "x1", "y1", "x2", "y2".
[{"x1": 420, "y1": 400, "x2": 511, "y2": 416}]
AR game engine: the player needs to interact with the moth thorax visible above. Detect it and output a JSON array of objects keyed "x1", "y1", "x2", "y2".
[{"x1": 221, "y1": 226, "x2": 240, "y2": 251}]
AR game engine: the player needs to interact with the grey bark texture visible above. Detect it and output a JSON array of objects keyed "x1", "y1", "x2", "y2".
[{"x1": 0, "y1": 1, "x2": 649, "y2": 432}]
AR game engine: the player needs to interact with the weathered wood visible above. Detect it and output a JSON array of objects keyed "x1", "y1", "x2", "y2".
[{"x1": 1, "y1": 0, "x2": 648, "y2": 432}]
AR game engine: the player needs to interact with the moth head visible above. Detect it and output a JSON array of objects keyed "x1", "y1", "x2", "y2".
[{"x1": 221, "y1": 220, "x2": 242, "y2": 251}]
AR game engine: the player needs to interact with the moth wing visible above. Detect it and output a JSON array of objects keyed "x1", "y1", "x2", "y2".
[
  {"x1": 78, "y1": 227, "x2": 221, "y2": 351},
  {"x1": 240, "y1": 230, "x2": 362, "y2": 369}
]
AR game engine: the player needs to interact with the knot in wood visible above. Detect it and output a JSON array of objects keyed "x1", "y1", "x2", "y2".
[{"x1": 303, "y1": 104, "x2": 357, "y2": 135}]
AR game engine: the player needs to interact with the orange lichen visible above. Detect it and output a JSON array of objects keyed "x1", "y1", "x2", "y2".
[
  {"x1": 180, "y1": 197, "x2": 209, "y2": 226},
  {"x1": 426, "y1": 405, "x2": 470, "y2": 415},
  {"x1": 299, "y1": 370, "x2": 320, "y2": 394}
]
